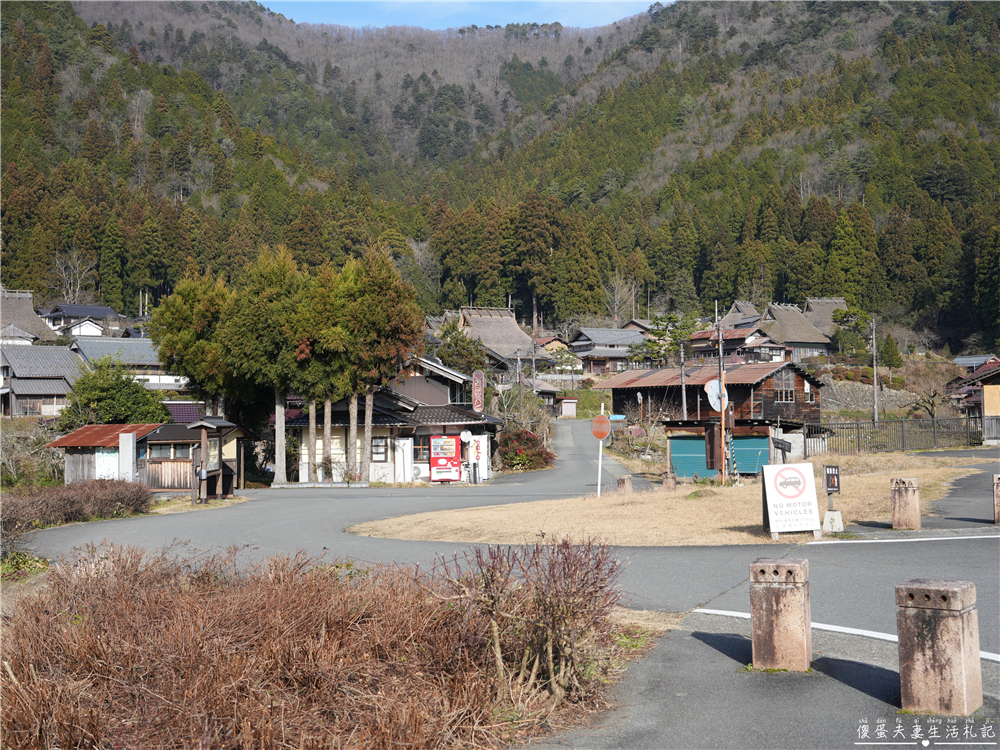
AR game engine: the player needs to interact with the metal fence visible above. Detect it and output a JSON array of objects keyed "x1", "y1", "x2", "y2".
[{"x1": 803, "y1": 416, "x2": 985, "y2": 456}]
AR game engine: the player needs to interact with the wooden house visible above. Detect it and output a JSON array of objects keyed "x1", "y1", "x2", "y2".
[
  {"x1": 0, "y1": 345, "x2": 81, "y2": 417},
  {"x1": 688, "y1": 327, "x2": 787, "y2": 363},
  {"x1": 570, "y1": 327, "x2": 647, "y2": 374},
  {"x1": 0, "y1": 290, "x2": 58, "y2": 343},
  {"x1": 597, "y1": 362, "x2": 823, "y2": 475},
  {"x1": 71, "y1": 337, "x2": 188, "y2": 392}
]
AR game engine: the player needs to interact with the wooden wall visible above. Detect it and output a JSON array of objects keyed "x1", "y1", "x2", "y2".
[{"x1": 146, "y1": 460, "x2": 193, "y2": 490}]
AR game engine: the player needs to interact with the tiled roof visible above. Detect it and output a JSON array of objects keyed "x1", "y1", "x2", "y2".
[
  {"x1": 45, "y1": 303, "x2": 122, "y2": 319},
  {"x1": 1, "y1": 346, "x2": 82, "y2": 382},
  {"x1": 72, "y1": 337, "x2": 161, "y2": 366},
  {"x1": 410, "y1": 405, "x2": 503, "y2": 426},
  {"x1": 6, "y1": 378, "x2": 72, "y2": 396},
  {"x1": 165, "y1": 402, "x2": 206, "y2": 423},
  {"x1": 578, "y1": 347, "x2": 635, "y2": 360},
  {"x1": 597, "y1": 362, "x2": 823, "y2": 390},
  {"x1": 575, "y1": 328, "x2": 646, "y2": 346},
  {"x1": 47, "y1": 423, "x2": 164, "y2": 448}
]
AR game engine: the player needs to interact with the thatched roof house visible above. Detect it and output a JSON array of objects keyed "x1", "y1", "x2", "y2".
[
  {"x1": 802, "y1": 298, "x2": 848, "y2": 338},
  {"x1": 456, "y1": 308, "x2": 551, "y2": 363},
  {"x1": 0, "y1": 290, "x2": 57, "y2": 342}
]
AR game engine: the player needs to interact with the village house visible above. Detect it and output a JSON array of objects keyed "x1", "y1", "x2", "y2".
[
  {"x1": 598, "y1": 361, "x2": 823, "y2": 476},
  {"x1": 0, "y1": 289, "x2": 58, "y2": 344},
  {"x1": 70, "y1": 337, "x2": 188, "y2": 393},
  {"x1": 39, "y1": 302, "x2": 123, "y2": 335},
  {"x1": 802, "y1": 297, "x2": 849, "y2": 339},
  {"x1": 0, "y1": 345, "x2": 82, "y2": 417},
  {"x1": 570, "y1": 327, "x2": 647, "y2": 374},
  {"x1": 688, "y1": 327, "x2": 787, "y2": 363}
]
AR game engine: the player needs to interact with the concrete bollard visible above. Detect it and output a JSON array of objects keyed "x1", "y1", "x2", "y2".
[
  {"x1": 994, "y1": 475, "x2": 999, "y2": 525},
  {"x1": 891, "y1": 478, "x2": 921, "y2": 530},
  {"x1": 617, "y1": 475, "x2": 633, "y2": 492},
  {"x1": 750, "y1": 558, "x2": 811, "y2": 671},
  {"x1": 896, "y1": 579, "x2": 982, "y2": 716}
]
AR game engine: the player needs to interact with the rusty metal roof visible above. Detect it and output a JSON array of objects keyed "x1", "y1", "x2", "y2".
[
  {"x1": 596, "y1": 362, "x2": 823, "y2": 390},
  {"x1": 47, "y1": 423, "x2": 164, "y2": 448}
]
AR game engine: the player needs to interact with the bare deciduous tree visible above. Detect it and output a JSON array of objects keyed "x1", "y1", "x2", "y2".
[
  {"x1": 51, "y1": 247, "x2": 98, "y2": 304},
  {"x1": 602, "y1": 272, "x2": 639, "y2": 324}
]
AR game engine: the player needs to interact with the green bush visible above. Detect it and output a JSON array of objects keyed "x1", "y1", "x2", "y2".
[{"x1": 497, "y1": 428, "x2": 556, "y2": 471}]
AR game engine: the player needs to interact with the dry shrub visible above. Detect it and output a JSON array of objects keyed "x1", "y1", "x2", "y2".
[
  {"x1": 2, "y1": 481, "x2": 152, "y2": 555},
  {"x1": 1, "y1": 541, "x2": 629, "y2": 749}
]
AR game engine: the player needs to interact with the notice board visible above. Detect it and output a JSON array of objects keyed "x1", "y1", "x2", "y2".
[{"x1": 761, "y1": 463, "x2": 821, "y2": 534}]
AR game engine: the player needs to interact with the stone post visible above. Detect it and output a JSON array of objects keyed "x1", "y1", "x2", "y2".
[
  {"x1": 662, "y1": 472, "x2": 677, "y2": 491},
  {"x1": 617, "y1": 475, "x2": 633, "y2": 493},
  {"x1": 750, "y1": 558, "x2": 811, "y2": 671},
  {"x1": 993, "y1": 475, "x2": 999, "y2": 525},
  {"x1": 891, "y1": 478, "x2": 920, "y2": 530},
  {"x1": 896, "y1": 579, "x2": 982, "y2": 716}
]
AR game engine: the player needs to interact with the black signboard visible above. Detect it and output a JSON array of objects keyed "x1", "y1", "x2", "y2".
[
  {"x1": 824, "y1": 465, "x2": 841, "y2": 494},
  {"x1": 772, "y1": 438, "x2": 792, "y2": 453}
]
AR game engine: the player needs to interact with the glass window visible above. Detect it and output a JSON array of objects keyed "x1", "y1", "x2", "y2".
[
  {"x1": 150, "y1": 444, "x2": 171, "y2": 459},
  {"x1": 174, "y1": 444, "x2": 190, "y2": 459},
  {"x1": 372, "y1": 437, "x2": 389, "y2": 462},
  {"x1": 414, "y1": 435, "x2": 430, "y2": 462},
  {"x1": 774, "y1": 369, "x2": 795, "y2": 403}
]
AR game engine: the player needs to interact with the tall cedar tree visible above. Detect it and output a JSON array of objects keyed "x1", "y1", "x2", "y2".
[
  {"x1": 344, "y1": 244, "x2": 425, "y2": 480},
  {"x1": 219, "y1": 246, "x2": 305, "y2": 484}
]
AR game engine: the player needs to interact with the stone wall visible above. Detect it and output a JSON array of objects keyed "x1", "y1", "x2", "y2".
[{"x1": 819, "y1": 375, "x2": 918, "y2": 412}]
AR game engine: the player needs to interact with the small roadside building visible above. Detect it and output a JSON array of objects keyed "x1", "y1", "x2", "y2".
[{"x1": 47, "y1": 423, "x2": 163, "y2": 483}]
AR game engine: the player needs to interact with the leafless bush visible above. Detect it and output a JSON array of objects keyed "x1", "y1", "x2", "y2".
[
  {"x1": 0, "y1": 418, "x2": 63, "y2": 489},
  {"x1": 1, "y1": 541, "x2": 629, "y2": 748},
  {"x1": 1, "y1": 481, "x2": 153, "y2": 556}
]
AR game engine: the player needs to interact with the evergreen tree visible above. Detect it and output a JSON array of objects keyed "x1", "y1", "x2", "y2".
[{"x1": 58, "y1": 357, "x2": 170, "y2": 431}]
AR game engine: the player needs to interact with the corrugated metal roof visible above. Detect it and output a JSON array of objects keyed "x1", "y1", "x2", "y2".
[
  {"x1": 597, "y1": 362, "x2": 823, "y2": 389},
  {"x1": 575, "y1": 328, "x2": 646, "y2": 346},
  {"x1": 1, "y1": 346, "x2": 82, "y2": 382},
  {"x1": 47, "y1": 423, "x2": 164, "y2": 448},
  {"x1": 6, "y1": 377, "x2": 72, "y2": 395},
  {"x1": 71, "y1": 337, "x2": 161, "y2": 366}
]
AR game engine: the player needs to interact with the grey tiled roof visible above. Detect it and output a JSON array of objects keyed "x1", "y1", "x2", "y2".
[
  {"x1": 410, "y1": 405, "x2": 503, "y2": 425},
  {"x1": 6, "y1": 377, "x2": 72, "y2": 396},
  {"x1": 575, "y1": 328, "x2": 646, "y2": 347},
  {"x1": 72, "y1": 337, "x2": 161, "y2": 366},
  {"x1": 1, "y1": 346, "x2": 82, "y2": 382}
]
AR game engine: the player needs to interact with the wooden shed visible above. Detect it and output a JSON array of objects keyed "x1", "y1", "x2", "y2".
[{"x1": 47, "y1": 424, "x2": 163, "y2": 483}]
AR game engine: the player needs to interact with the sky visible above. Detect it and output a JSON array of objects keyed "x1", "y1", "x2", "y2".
[{"x1": 263, "y1": 1, "x2": 652, "y2": 31}]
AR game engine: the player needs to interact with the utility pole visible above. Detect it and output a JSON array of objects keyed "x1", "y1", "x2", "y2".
[
  {"x1": 872, "y1": 317, "x2": 879, "y2": 424},
  {"x1": 680, "y1": 341, "x2": 688, "y2": 420},
  {"x1": 717, "y1": 300, "x2": 727, "y2": 486}
]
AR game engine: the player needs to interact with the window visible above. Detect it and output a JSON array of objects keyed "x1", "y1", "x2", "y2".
[
  {"x1": 175, "y1": 444, "x2": 191, "y2": 458},
  {"x1": 150, "y1": 444, "x2": 171, "y2": 459},
  {"x1": 774, "y1": 369, "x2": 795, "y2": 403},
  {"x1": 414, "y1": 435, "x2": 430, "y2": 462},
  {"x1": 372, "y1": 437, "x2": 389, "y2": 462},
  {"x1": 804, "y1": 382, "x2": 815, "y2": 403}
]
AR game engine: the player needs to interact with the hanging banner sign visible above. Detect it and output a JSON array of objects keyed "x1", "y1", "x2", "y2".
[
  {"x1": 472, "y1": 370, "x2": 485, "y2": 413},
  {"x1": 762, "y1": 463, "x2": 821, "y2": 533}
]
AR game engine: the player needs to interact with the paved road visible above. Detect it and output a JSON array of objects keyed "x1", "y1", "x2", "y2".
[
  {"x1": 28, "y1": 423, "x2": 999, "y2": 652},
  {"x1": 23, "y1": 422, "x2": 1000, "y2": 746}
]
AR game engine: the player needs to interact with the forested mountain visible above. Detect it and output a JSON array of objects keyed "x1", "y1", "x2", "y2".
[{"x1": 2, "y1": 1, "x2": 998, "y2": 350}]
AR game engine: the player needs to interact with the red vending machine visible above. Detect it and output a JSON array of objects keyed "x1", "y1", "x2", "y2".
[{"x1": 430, "y1": 435, "x2": 462, "y2": 482}]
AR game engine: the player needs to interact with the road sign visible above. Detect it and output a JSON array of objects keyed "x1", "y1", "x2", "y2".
[
  {"x1": 762, "y1": 463, "x2": 821, "y2": 535},
  {"x1": 472, "y1": 370, "x2": 485, "y2": 412},
  {"x1": 824, "y1": 465, "x2": 841, "y2": 494},
  {"x1": 704, "y1": 379, "x2": 729, "y2": 412},
  {"x1": 591, "y1": 414, "x2": 611, "y2": 440}
]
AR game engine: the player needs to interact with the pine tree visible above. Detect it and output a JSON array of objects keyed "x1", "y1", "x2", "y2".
[{"x1": 99, "y1": 215, "x2": 125, "y2": 312}]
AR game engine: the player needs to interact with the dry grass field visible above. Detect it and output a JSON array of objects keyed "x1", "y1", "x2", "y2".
[{"x1": 350, "y1": 452, "x2": 982, "y2": 547}]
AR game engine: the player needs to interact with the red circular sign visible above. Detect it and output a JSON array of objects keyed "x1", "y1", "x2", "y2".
[
  {"x1": 773, "y1": 467, "x2": 807, "y2": 499},
  {"x1": 591, "y1": 415, "x2": 611, "y2": 440}
]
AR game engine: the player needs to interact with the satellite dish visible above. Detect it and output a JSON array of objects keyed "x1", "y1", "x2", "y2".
[{"x1": 704, "y1": 379, "x2": 729, "y2": 412}]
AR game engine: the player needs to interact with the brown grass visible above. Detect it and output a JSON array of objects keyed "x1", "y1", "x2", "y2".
[
  {"x1": 350, "y1": 453, "x2": 980, "y2": 547},
  {"x1": 148, "y1": 494, "x2": 250, "y2": 514},
  {"x1": 1, "y1": 541, "x2": 636, "y2": 749}
]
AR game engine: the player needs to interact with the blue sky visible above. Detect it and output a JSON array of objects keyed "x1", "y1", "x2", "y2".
[{"x1": 264, "y1": 2, "x2": 652, "y2": 30}]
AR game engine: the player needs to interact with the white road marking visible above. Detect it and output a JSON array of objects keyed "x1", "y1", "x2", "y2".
[
  {"x1": 692, "y1": 608, "x2": 1000, "y2": 662},
  {"x1": 808, "y1": 535, "x2": 999, "y2": 545}
]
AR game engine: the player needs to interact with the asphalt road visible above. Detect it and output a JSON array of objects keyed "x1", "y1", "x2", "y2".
[{"x1": 27, "y1": 421, "x2": 999, "y2": 654}]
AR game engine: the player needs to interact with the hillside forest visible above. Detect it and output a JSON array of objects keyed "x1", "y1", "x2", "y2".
[{"x1": 1, "y1": 0, "x2": 999, "y2": 350}]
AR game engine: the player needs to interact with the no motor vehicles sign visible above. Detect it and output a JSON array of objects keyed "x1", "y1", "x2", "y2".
[{"x1": 762, "y1": 463, "x2": 821, "y2": 534}]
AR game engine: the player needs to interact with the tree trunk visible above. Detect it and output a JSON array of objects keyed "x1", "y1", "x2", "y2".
[
  {"x1": 308, "y1": 399, "x2": 317, "y2": 482},
  {"x1": 323, "y1": 396, "x2": 332, "y2": 482},
  {"x1": 347, "y1": 392, "x2": 358, "y2": 482},
  {"x1": 274, "y1": 389, "x2": 287, "y2": 484},
  {"x1": 532, "y1": 294, "x2": 538, "y2": 337},
  {"x1": 362, "y1": 385, "x2": 374, "y2": 482}
]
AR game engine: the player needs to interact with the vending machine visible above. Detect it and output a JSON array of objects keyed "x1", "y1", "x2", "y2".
[{"x1": 430, "y1": 435, "x2": 462, "y2": 482}]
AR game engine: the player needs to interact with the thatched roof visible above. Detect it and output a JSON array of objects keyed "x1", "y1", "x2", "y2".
[
  {"x1": 0, "y1": 290, "x2": 57, "y2": 342},
  {"x1": 802, "y1": 298, "x2": 848, "y2": 337},
  {"x1": 719, "y1": 301, "x2": 759, "y2": 329},
  {"x1": 459, "y1": 308, "x2": 550, "y2": 361},
  {"x1": 757, "y1": 304, "x2": 830, "y2": 346}
]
